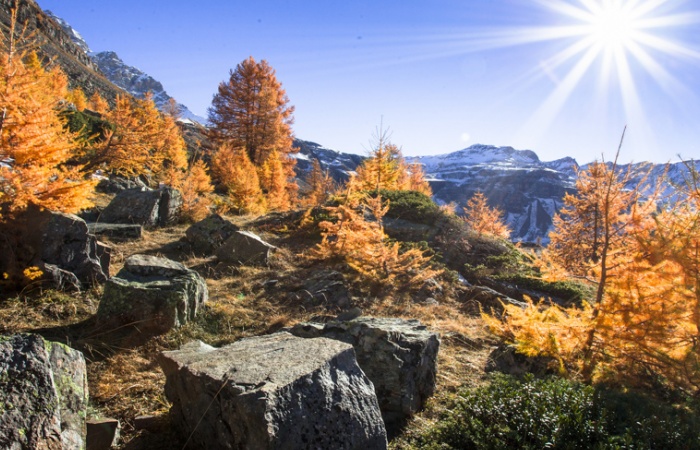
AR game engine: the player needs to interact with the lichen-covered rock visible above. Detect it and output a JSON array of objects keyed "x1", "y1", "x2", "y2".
[
  {"x1": 100, "y1": 186, "x2": 182, "y2": 227},
  {"x1": 97, "y1": 254, "x2": 207, "y2": 335},
  {"x1": 215, "y1": 230, "x2": 276, "y2": 266},
  {"x1": 0, "y1": 334, "x2": 88, "y2": 450},
  {"x1": 289, "y1": 317, "x2": 440, "y2": 433},
  {"x1": 159, "y1": 333, "x2": 388, "y2": 450},
  {"x1": 185, "y1": 214, "x2": 239, "y2": 254}
]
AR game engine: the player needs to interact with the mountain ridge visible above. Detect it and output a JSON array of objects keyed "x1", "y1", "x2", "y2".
[{"x1": 44, "y1": 9, "x2": 206, "y2": 123}]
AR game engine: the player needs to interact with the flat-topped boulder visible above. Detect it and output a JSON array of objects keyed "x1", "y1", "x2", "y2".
[
  {"x1": 159, "y1": 333, "x2": 387, "y2": 450},
  {"x1": 289, "y1": 317, "x2": 440, "y2": 434},
  {"x1": 185, "y1": 214, "x2": 239, "y2": 254},
  {"x1": 87, "y1": 222, "x2": 143, "y2": 239},
  {"x1": 97, "y1": 254, "x2": 207, "y2": 335},
  {"x1": 215, "y1": 230, "x2": 276, "y2": 266},
  {"x1": 0, "y1": 334, "x2": 88, "y2": 450},
  {"x1": 100, "y1": 186, "x2": 182, "y2": 227}
]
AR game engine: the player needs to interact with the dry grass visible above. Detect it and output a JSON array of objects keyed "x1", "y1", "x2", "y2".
[{"x1": 0, "y1": 211, "x2": 500, "y2": 448}]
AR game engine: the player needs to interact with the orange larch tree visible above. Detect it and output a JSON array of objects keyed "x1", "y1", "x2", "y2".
[
  {"x1": 0, "y1": 9, "x2": 94, "y2": 218},
  {"x1": 211, "y1": 142, "x2": 266, "y2": 215},
  {"x1": 303, "y1": 158, "x2": 335, "y2": 207},
  {"x1": 208, "y1": 57, "x2": 298, "y2": 210},
  {"x1": 462, "y1": 191, "x2": 511, "y2": 239},
  {"x1": 94, "y1": 93, "x2": 188, "y2": 181}
]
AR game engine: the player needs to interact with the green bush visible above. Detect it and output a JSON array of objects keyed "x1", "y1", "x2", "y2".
[
  {"x1": 374, "y1": 189, "x2": 442, "y2": 225},
  {"x1": 404, "y1": 374, "x2": 700, "y2": 450},
  {"x1": 61, "y1": 109, "x2": 114, "y2": 143},
  {"x1": 494, "y1": 275, "x2": 593, "y2": 305}
]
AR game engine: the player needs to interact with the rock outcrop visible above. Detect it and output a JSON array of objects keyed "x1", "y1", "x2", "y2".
[
  {"x1": 289, "y1": 317, "x2": 440, "y2": 433},
  {"x1": 159, "y1": 333, "x2": 388, "y2": 450},
  {"x1": 100, "y1": 187, "x2": 182, "y2": 228},
  {"x1": 40, "y1": 211, "x2": 111, "y2": 287},
  {"x1": 0, "y1": 334, "x2": 88, "y2": 450},
  {"x1": 97, "y1": 254, "x2": 207, "y2": 335},
  {"x1": 0, "y1": 207, "x2": 110, "y2": 290},
  {"x1": 185, "y1": 214, "x2": 239, "y2": 254},
  {"x1": 215, "y1": 231, "x2": 276, "y2": 266}
]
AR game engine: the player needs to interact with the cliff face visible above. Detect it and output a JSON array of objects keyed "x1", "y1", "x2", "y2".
[{"x1": 0, "y1": 0, "x2": 122, "y2": 102}]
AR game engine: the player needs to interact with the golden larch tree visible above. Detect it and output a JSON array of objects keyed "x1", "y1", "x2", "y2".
[
  {"x1": 462, "y1": 191, "x2": 511, "y2": 239},
  {"x1": 483, "y1": 149, "x2": 700, "y2": 389},
  {"x1": 313, "y1": 193, "x2": 441, "y2": 289},
  {"x1": 208, "y1": 56, "x2": 298, "y2": 210},
  {"x1": 303, "y1": 158, "x2": 335, "y2": 207},
  {"x1": 0, "y1": 10, "x2": 94, "y2": 217},
  {"x1": 211, "y1": 143, "x2": 266, "y2": 215},
  {"x1": 94, "y1": 93, "x2": 188, "y2": 180}
]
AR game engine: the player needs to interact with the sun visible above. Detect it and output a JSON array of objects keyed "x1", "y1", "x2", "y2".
[{"x1": 584, "y1": 1, "x2": 641, "y2": 51}]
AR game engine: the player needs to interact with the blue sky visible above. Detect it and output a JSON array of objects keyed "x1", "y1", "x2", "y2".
[{"x1": 39, "y1": 0, "x2": 700, "y2": 164}]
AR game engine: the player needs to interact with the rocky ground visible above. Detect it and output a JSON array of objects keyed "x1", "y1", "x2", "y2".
[{"x1": 0, "y1": 205, "x2": 501, "y2": 449}]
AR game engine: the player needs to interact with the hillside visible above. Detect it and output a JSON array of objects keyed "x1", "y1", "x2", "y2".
[{"x1": 0, "y1": 0, "x2": 122, "y2": 102}]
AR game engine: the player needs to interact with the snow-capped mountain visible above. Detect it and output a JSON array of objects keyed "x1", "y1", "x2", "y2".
[
  {"x1": 45, "y1": 10, "x2": 206, "y2": 124},
  {"x1": 293, "y1": 139, "x2": 365, "y2": 185},
  {"x1": 408, "y1": 145, "x2": 579, "y2": 243}
]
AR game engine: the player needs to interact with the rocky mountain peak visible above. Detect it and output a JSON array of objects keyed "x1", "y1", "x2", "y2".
[
  {"x1": 43, "y1": 8, "x2": 205, "y2": 123},
  {"x1": 44, "y1": 9, "x2": 90, "y2": 53}
]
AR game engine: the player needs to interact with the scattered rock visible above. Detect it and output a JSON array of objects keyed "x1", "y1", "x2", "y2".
[
  {"x1": 215, "y1": 230, "x2": 276, "y2": 266},
  {"x1": 185, "y1": 214, "x2": 239, "y2": 254},
  {"x1": 416, "y1": 277, "x2": 443, "y2": 302},
  {"x1": 97, "y1": 254, "x2": 208, "y2": 335},
  {"x1": 100, "y1": 186, "x2": 182, "y2": 227},
  {"x1": 468, "y1": 285, "x2": 527, "y2": 313},
  {"x1": 288, "y1": 317, "x2": 440, "y2": 434},
  {"x1": 486, "y1": 344, "x2": 557, "y2": 377},
  {"x1": 299, "y1": 270, "x2": 351, "y2": 309},
  {"x1": 96, "y1": 175, "x2": 149, "y2": 194},
  {"x1": 86, "y1": 418, "x2": 120, "y2": 450},
  {"x1": 87, "y1": 223, "x2": 143, "y2": 239},
  {"x1": 41, "y1": 263, "x2": 82, "y2": 291},
  {"x1": 336, "y1": 306, "x2": 363, "y2": 322},
  {"x1": 159, "y1": 333, "x2": 388, "y2": 450},
  {"x1": 133, "y1": 415, "x2": 167, "y2": 433},
  {"x1": 0, "y1": 334, "x2": 88, "y2": 450}
]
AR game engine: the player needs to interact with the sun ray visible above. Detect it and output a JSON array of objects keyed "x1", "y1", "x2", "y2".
[{"x1": 516, "y1": 45, "x2": 601, "y2": 146}]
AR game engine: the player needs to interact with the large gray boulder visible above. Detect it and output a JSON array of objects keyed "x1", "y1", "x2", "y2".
[
  {"x1": 100, "y1": 186, "x2": 182, "y2": 227},
  {"x1": 159, "y1": 333, "x2": 388, "y2": 450},
  {"x1": 97, "y1": 254, "x2": 207, "y2": 335},
  {"x1": 185, "y1": 214, "x2": 239, "y2": 254},
  {"x1": 215, "y1": 230, "x2": 276, "y2": 266},
  {"x1": 0, "y1": 334, "x2": 88, "y2": 450},
  {"x1": 289, "y1": 317, "x2": 440, "y2": 433}
]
